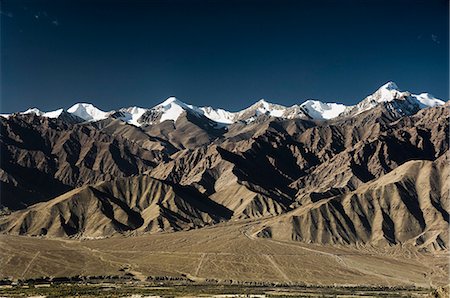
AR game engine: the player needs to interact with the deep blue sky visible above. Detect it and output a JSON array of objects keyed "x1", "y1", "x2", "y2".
[{"x1": 1, "y1": 0, "x2": 448, "y2": 113}]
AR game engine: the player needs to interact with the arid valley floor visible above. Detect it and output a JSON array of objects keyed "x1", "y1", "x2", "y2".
[{"x1": 1, "y1": 221, "x2": 448, "y2": 295}]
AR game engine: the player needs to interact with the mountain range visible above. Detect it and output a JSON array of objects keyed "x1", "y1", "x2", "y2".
[
  {"x1": 1, "y1": 81, "x2": 443, "y2": 125},
  {"x1": 0, "y1": 81, "x2": 448, "y2": 253}
]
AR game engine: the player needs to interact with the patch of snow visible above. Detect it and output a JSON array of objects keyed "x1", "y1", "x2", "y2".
[
  {"x1": 346, "y1": 81, "x2": 404, "y2": 116},
  {"x1": 200, "y1": 106, "x2": 235, "y2": 124},
  {"x1": 118, "y1": 106, "x2": 148, "y2": 126},
  {"x1": 43, "y1": 108, "x2": 64, "y2": 118},
  {"x1": 279, "y1": 105, "x2": 307, "y2": 119},
  {"x1": 67, "y1": 103, "x2": 108, "y2": 121},
  {"x1": 20, "y1": 107, "x2": 64, "y2": 119},
  {"x1": 154, "y1": 97, "x2": 186, "y2": 123},
  {"x1": 381, "y1": 81, "x2": 399, "y2": 91},
  {"x1": 269, "y1": 108, "x2": 285, "y2": 117},
  {"x1": 371, "y1": 81, "x2": 402, "y2": 103},
  {"x1": 22, "y1": 108, "x2": 44, "y2": 116},
  {"x1": 300, "y1": 100, "x2": 347, "y2": 120},
  {"x1": 256, "y1": 99, "x2": 286, "y2": 117},
  {"x1": 412, "y1": 93, "x2": 445, "y2": 108},
  {"x1": 235, "y1": 99, "x2": 288, "y2": 121},
  {"x1": 245, "y1": 116, "x2": 256, "y2": 124}
]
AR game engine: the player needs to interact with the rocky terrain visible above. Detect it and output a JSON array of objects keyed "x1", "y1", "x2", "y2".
[{"x1": 0, "y1": 82, "x2": 448, "y2": 285}]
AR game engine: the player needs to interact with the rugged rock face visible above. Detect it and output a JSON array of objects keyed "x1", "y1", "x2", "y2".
[
  {"x1": 0, "y1": 175, "x2": 232, "y2": 237},
  {"x1": 251, "y1": 155, "x2": 449, "y2": 251},
  {"x1": 291, "y1": 103, "x2": 449, "y2": 204},
  {"x1": 0, "y1": 91, "x2": 448, "y2": 250},
  {"x1": 0, "y1": 114, "x2": 162, "y2": 210}
]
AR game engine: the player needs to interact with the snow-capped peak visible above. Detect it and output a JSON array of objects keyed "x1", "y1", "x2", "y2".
[
  {"x1": 341, "y1": 82, "x2": 445, "y2": 117},
  {"x1": 1, "y1": 81, "x2": 445, "y2": 125},
  {"x1": 255, "y1": 99, "x2": 270, "y2": 108},
  {"x1": 22, "y1": 108, "x2": 44, "y2": 116},
  {"x1": 380, "y1": 81, "x2": 399, "y2": 91},
  {"x1": 117, "y1": 106, "x2": 148, "y2": 126},
  {"x1": 300, "y1": 100, "x2": 347, "y2": 120},
  {"x1": 199, "y1": 106, "x2": 235, "y2": 124},
  {"x1": 2, "y1": 107, "x2": 65, "y2": 119},
  {"x1": 43, "y1": 108, "x2": 64, "y2": 118},
  {"x1": 237, "y1": 99, "x2": 287, "y2": 119},
  {"x1": 157, "y1": 96, "x2": 180, "y2": 107},
  {"x1": 152, "y1": 97, "x2": 188, "y2": 123},
  {"x1": 21, "y1": 108, "x2": 64, "y2": 119},
  {"x1": 371, "y1": 81, "x2": 403, "y2": 103},
  {"x1": 253, "y1": 99, "x2": 278, "y2": 108},
  {"x1": 67, "y1": 103, "x2": 108, "y2": 122},
  {"x1": 341, "y1": 81, "x2": 405, "y2": 116}
]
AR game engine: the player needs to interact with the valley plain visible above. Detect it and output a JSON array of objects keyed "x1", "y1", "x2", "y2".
[{"x1": 1, "y1": 221, "x2": 448, "y2": 287}]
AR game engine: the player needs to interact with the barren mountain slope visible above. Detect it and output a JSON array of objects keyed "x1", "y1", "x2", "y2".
[
  {"x1": 0, "y1": 97, "x2": 448, "y2": 252},
  {"x1": 290, "y1": 103, "x2": 449, "y2": 203},
  {"x1": 0, "y1": 175, "x2": 232, "y2": 237},
  {"x1": 0, "y1": 114, "x2": 162, "y2": 210},
  {"x1": 93, "y1": 117, "x2": 178, "y2": 153},
  {"x1": 143, "y1": 111, "x2": 226, "y2": 150},
  {"x1": 150, "y1": 144, "x2": 294, "y2": 219},
  {"x1": 251, "y1": 153, "x2": 449, "y2": 250},
  {"x1": 149, "y1": 104, "x2": 448, "y2": 219}
]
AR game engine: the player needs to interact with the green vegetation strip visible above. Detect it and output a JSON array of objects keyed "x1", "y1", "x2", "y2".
[{"x1": 0, "y1": 283, "x2": 432, "y2": 298}]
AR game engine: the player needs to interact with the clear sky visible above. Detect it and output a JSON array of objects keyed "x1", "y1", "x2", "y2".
[{"x1": 1, "y1": 0, "x2": 448, "y2": 113}]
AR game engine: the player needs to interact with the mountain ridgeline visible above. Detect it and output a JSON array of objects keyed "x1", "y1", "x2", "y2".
[{"x1": 0, "y1": 82, "x2": 448, "y2": 252}]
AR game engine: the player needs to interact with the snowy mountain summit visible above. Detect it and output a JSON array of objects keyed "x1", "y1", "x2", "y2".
[
  {"x1": 342, "y1": 81, "x2": 445, "y2": 117},
  {"x1": 2, "y1": 82, "x2": 445, "y2": 126},
  {"x1": 67, "y1": 103, "x2": 109, "y2": 122},
  {"x1": 300, "y1": 100, "x2": 347, "y2": 120}
]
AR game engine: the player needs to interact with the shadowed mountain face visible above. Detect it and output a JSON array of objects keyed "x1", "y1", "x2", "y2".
[
  {"x1": 0, "y1": 115, "x2": 162, "y2": 210},
  {"x1": 0, "y1": 175, "x2": 232, "y2": 238},
  {"x1": 0, "y1": 89, "x2": 448, "y2": 250},
  {"x1": 251, "y1": 155, "x2": 449, "y2": 251}
]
